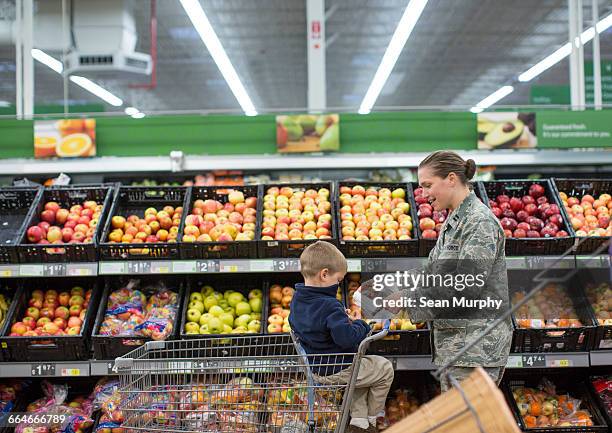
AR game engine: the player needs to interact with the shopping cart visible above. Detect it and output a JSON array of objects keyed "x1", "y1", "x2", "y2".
[{"x1": 114, "y1": 321, "x2": 391, "y2": 433}]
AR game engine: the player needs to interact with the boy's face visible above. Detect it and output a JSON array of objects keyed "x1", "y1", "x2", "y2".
[{"x1": 319, "y1": 268, "x2": 346, "y2": 286}]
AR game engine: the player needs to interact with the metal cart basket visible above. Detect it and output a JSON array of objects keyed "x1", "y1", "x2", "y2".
[{"x1": 115, "y1": 323, "x2": 390, "y2": 433}]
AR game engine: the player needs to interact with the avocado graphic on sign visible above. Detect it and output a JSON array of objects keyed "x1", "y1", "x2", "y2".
[
  {"x1": 276, "y1": 114, "x2": 340, "y2": 153},
  {"x1": 477, "y1": 112, "x2": 537, "y2": 149}
]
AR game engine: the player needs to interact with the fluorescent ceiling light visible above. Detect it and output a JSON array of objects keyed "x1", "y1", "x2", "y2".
[
  {"x1": 179, "y1": 0, "x2": 257, "y2": 116},
  {"x1": 517, "y1": 11, "x2": 612, "y2": 83},
  {"x1": 31, "y1": 49, "x2": 63, "y2": 73},
  {"x1": 471, "y1": 86, "x2": 514, "y2": 112},
  {"x1": 131, "y1": 112, "x2": 145, "y2": 119},
  {"x1": 69, "y1": 76, "x2": 123, "y2": 107},
  {"x1": 358, "y1": 0, "x2": 428, "y2": 114},
  {"x1": 124, "y1": 107, "x2": 140, "y2": 116},
  {"x1": 32, "y1": 49, "x2": 124, "y2": 108}
]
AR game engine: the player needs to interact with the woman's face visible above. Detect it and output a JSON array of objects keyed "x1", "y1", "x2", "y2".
[{"x1": 418, "y1": 166, "x2": 454, "y2": 211}]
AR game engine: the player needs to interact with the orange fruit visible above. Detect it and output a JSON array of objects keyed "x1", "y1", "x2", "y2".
[
  {"x1": 56, "y1": 133, "x2": 93, "y2": 157},
  {"x1": 34, "y1": 136, "x2": 57, "y2": 158}
]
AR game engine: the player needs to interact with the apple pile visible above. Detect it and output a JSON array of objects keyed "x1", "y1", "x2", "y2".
[
  {"x1": 377, "y1": 388, "x2": 422, "y2": 430},
  {"x1": 184, "y1": 286, "x2": 263, "y2": 335},
  {"x1": 107, "y1": 205, "x2": 183, "y2": 244},
  {"x1": 9, "y1": 287, "x2": 90, "y2": 337},
  {"x1": 414, "y1": 187, "x2": 446, "y2": 240},
  {"x1": 339, "y1": 185, "x2": 412, "y2": 241},
  {"x1": 513, "y1": 284, "x2": 582, "y2": 329},
  {"x1": 559, "y1": 191, "x2": 612, "y2": 237},
  {"x1": 183, "y1": 190, "x2": 258, "y2": 243},
  {"x1": 267, "y1": 284, "x2": 293, "y2": 333},
  {"x1": 346, "y1": 273, "x2": 422, "y2": 331},
  {"x1": 26, "y1": 200, "x2": 103, "y2": 245},
  {"x1": 488, "y1": 183, "x2": 569, "y2": 238},
  {"x1": 586, "y1": 282, "x2": 612, "y2": 326},
  {"x1": 261, "y1": 186, "x2": 332, "y2": 241}
]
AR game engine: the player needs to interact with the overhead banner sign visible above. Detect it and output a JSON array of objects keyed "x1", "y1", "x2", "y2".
[
  {"x1": 276, "y1": 114, "x2": 339, "y2": 153},
  {"x1": 477, "y1": 112, "x2": 537, "y2": 150},
  {"x1": 34, "y1": 119, "x2": 96, "y2": 158},
  {"x1": 537, "y1": 111, "x2": 612, "y2": 148}
]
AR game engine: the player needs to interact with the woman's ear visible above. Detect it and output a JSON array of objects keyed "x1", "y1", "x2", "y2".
[{"x1": 447, "y1": 172, "x2": 457, "y2": 186}]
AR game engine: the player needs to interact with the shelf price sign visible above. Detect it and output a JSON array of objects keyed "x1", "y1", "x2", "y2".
[
  {"x1": 273, "y1": 259, "x2": 300, "y2": 272},
  {"x1": 196, "y1": 260, "x2": 219, "y2": 273},
  {"x1": 31, "y1": 363, "x2": 55, "y2": 376},
  {"x1": 43, "y1": 263, "x2": 66, "y2": 277},
  {"x1": 522, "y1": 355, "x2": 545, "y2": 368},
  {"x1": 127, "y1": 262, "x2": 152, "y2": 274}
]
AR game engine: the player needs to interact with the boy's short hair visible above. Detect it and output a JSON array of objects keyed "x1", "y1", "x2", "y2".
[{"x1": 300, "y1": 241, "x2": 347, "y2": 278}]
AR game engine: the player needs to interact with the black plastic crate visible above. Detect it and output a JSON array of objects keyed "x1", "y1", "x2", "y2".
[
  {"x1": 0, "y1": 281, "x2": 20, "y2": 362},
  {"x1": 0, "y1": 278, "x2": 99, "y2": 361},
  {"x1": 335, "y1": 182, "x2": 419, "y2": 257},
  {"x1": 552, "y1": 179, "x2": 612, "y2": 255},
  {"x1": 343, "y1": 273, "x2": 430, "y2": 355},
  {"x1": 503, "y1": 372, "x2": 609, "y2": 432},
  {"x1": 180, "y1": 185, "x2": 262, "y2": 259},
  {"x1": 180, "y1": 274, "x2": 265, "y2": 341},
  {"x1": 578, "y1": 272, "x2": 611, "y2": 351},
  {"x1": 0, "y1": 187, "x2": 42, "y2": 263},
  {"x1": 413, "y1": 182, "x2": 488, "y2": 256},
  {"x1": 258, "y1": 183, "x2": 337, "y2": 258},
  {"x1": 510, "y1": 274, "x2": 596, "y2": 353},
  {"x1": 480, "y1": 179, "x2": 576, "y2": 256},
  {"x1": 91, "y1": 275, "x2": 185, "y2": 360},
  {"x1": 589, "y1": 376, "x2": 612, "y2": 431},
  {"x1": 98, "y1": 186, "x2": 189, "y2": 260},
  {"x1": 17, "y1": 185, "x2": 113, "y2": 263}
]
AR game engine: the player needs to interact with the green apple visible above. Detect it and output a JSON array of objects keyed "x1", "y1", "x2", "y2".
[
  {"x1": 227, "y1": 292, "x2": 245, "y2": 307},
  {"x1": 186, "y1": 308, "x2": 202, "y2": 323},
  {"x1": 209, "y1": 305, "x2": 224, "y2": 317},
  {"x1": 234, "y1": 314, "x2": 251, "y2": 328},
  {"x1": 204, "y1": 295, "x2": 218, "y2": 312},
  {"x1": 185, "y1": 322, "x2": 200, "y2": 333},
  {"x1": 199, "y1": 324, "x2": 210, "y2": 334},
  {"x1": 188, "y1": 300, "x2": 205, "y2": 314},
  {"x1": 251, "y1": 312, "x2": 261, "y2": 321},
  {"x1": 248, "y1": 289, "x2": 263, "y2": 300},
  {"x1": 249, "y1": 297, "x2": 262, "y2": 313},
  {"x1": 219, "y1": 312, "x2": 235, "y2": 328},
  {"x1": 208, "y1": 317, "x2": 224, "y2": 334},
  {"x1": 235, "y1": 301, "x2": 251, "y2": 316},
  {"x1": 219, "y1": 300, "x2": 229, "y2": 309},
  {"x1": 199, "y1": 313, "x2": 212, "y2": 326},
  {"x1": 213, "y1": 291, "x2": 223, "y2": 301},
  {"x1": 222, "y1": 306, "x2": 233, "y2": 315},
  {"x1": 200, "y1": 285, "x2": 214, "y2": 297},
  {"x1": 247, "y1": 320, "x2": 261, "y2": 333},
  {"x1": 189, "y1": 292, "x2": 204, "y2": 303},
  {"x1": 223, "y1": 290, "x2": 234, "y2": 300},
  {"x1": 223, "y1": 324, "x2": 233, "y2": 334},
  {"x1": 401, "y1": 321, "x2": 416, "y2": 331},
  {"x1": 232, "y1": 327, "x2": 247, "y2": 334}
]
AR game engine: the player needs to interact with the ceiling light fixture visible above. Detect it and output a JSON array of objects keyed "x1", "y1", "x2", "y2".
[
  {"x1": 31, "y1": 49, "x2": 63, "y2": 74},
  {"x1": 470, "y1": 85, "x2": 514, "y2": 113},
  {"x1": 125, "y1": 106, "x2": 145, "y2": 118},
  {"x1": 179, "y1": 0, "x2": 257, "y2": 116},
  {"x1": 358, "y1": 0, "x2": 428, "y2": 114}
]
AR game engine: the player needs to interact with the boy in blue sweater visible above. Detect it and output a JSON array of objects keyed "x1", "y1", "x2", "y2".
[{"x1": 289, "y1": 241, "x2": 394, "y2": 433}]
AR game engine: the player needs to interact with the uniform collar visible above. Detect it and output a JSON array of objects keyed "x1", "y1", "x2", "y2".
[{"x1": 446, "y1": 191, "x2": 477, "y2": 229}]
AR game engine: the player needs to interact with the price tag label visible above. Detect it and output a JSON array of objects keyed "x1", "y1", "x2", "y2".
[
  {"x1": 99, "y1": 262, "x2": 126, "y2": 274},
  {"x1": 196, "y1": 260, "x2": 219, "y2": 273},
  {"x1": 107, "y1": 362, "x2": 115, "y2": 374},
  {"x1": 250, "y1": 260, "x2": 274, "y2": 272},
  {"x1": 273, "y1": 259, "x2": 300, "y2": 272},
  {"x1": 151, "y1": 262, "x2": 171, "y2": 274},
  {"x1": 61, "y1": 368, "x2": 81, "y2": 377},
  {"x1": 31, "y1": 363, "x2": 55, "y2": 376},
  {"x1": 0, "y1": 268, "x2": 12, "y2": 277},
  {"x1": 20, "y1": 265, "x2": 44, "y2": 277},
  {"x1": 521, "y1": 355, "x2": 545, "y2": 368},
  {"x1": 66, "y1": 266, "x2": 94, "y2": 276},
  {"x1": 43, "y1": 263, "x2": 66, "y2": 277},
  {"x1": 362, "y1": 259, "x2": 387, "y2": 273},
  {"x1": 173, "y1": 261, "x2": 196, "y2": 273},
  {"x1": 346, "y1": 259, "x2": 361, "y2": 272},
  {"x1": 547, "y1": 359, "x2": 572, "y2": 368},
  {"x1": 506, "y1": 356, "x2": 523, "y2": 368},
  {"x1": 127, "y1": 261, "x2": 151, "y2": 274}
]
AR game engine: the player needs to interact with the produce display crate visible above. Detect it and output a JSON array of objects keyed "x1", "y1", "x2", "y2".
[
  {"x1": 0, "y1": 278, "x2": 100, "y2": 361},
  {"x1": 258, "y1": 182, "x2": 337, "y2": 258},
  {"x1": 180, "y1": 185, "x2": 262, "y2": 259},
  {"x1": 343, "y1": 275, "x2": 430, "y2": 356},
  {"x1": 510, "y1": 273, "x2": 596, "y2": 353},
  {"x1": 552, "y1": 179, "x2": 612, "y2": 254},
  {"x1": 503, "y1": 372, "x2": 609, "y2": 432},
  {"x1": 180, "y1": 274, "x2": 264, "y2": 342},
  {"x1": 91, "y1": 275, "x2": 185, "y2": 360},
  {"x1": 480, "y1": 179, "x2": 576, "y2": 256},
  {"x1": 0, "y1": 281, "x2": 21, "y2": 362},
  {"x1": 336, "y1": 182, "x2": 419, "y2": 258},
  {"x1": 414, "y1": 182, "x2": 487, "y2": 256},
  {"x1": 0, "y1": 186, "x2": 42, "y2": 263},
  {"x1": 577, "y1": 271, "x2": 611, "y2": 351},
  {"x1": 98, "y1": 186, "x2": 189, "y2": 260},
  {"x1": 18, "y1": 185, "x2": 113, "y2": 263},
  {"x1": 589, "y1": 376, "x2": 612, "y2": 431}
]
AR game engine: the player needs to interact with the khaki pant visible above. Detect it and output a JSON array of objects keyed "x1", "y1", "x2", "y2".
[
  {"x1": 314, "y1": 355, "x2": 394, "y2": 419},
  {"x1": 439, "y1": 366, "x2": 505, "y2": 392}
]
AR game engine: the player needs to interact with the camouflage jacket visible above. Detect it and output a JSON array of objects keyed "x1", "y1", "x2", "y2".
[{"x1": 409, "y1": 192, "x2": 512, "y2": 367}]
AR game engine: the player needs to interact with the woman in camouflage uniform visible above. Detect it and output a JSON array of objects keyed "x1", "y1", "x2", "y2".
[{"x1": 414, "y1": 151, "x2": 512, "y2": 391}]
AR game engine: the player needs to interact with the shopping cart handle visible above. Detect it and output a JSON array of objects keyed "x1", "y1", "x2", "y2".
[{"x1": 358, "y1": 320, "x2": 391, "y2": 354}]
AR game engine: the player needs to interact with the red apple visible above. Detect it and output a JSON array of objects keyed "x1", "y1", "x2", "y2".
[
  {"x1": 491, "y1": 207, "x2": 502, "y2": 218},
  {"x1": 53, "y1": 317, "x2": 67, "y2": 330},
  {"x1": 55, "y1": 209, "x2": 69, "y2": 224},
  {"x1": 22, "y1": 316, "x2": 36, "y2": 329},
  {"x1": 524, "y1": 204, "x2": 537, "y2": 216},
  {"x1": 27, "y1": 226, "x2": 44, "y2": 243},
  {"x1": 529, "y1": 184, "x2": 545, "y2": 198},
  {"x1": 496, "y1": 195, "x2": 510, "y2": 204},
  {"x1": 26, "y1": 307, "x2": 40, "y2": 320},
  {"x1": 36, "y1": 317, "x2": 51, "y2": 327},
  {"x1": 517, "y1": 222, "x2": 530, "y2": 232},
  {"x1": 516, "y1": 210, "x2": 529, "y2": 222},
  {"x1": 67, "y1": 317, "x2": 82, "y2": 328},
  {"x1": 10, "y1": 322, "x2": 27, "y2": 335},
  {"x1": 44, "y1": 201, "x2": 60, "y2": 213},
  {"x1": 29, "y1": 298, "x2": 43, "y2": 309},
  {"x1": 40, "y1": 209, "x2": 56, "y2": 224},
  {"x1": 509, "y1": 197, "x2": 523, "y2": 213},
  {"x1": 58, "y1": 292, "x2": 70, "y2": 306},
  {"x1": 69, "y1": 295, "x2": 84, "y2": 306},
  {"x1": 422, "y1": 229, "x2": 437, "y2": 239},
  {"x1": 40, "y1": 307, "x2": 54, "y2": 319},
  {"x1": 526, "y1": 230, "x2": 541, "y2": 238},
  {"x1": 54, "y1": 306, "x2": 70, "y2": 320},
  {"x1": 61, "y1": 227, "x2": 74, "y2": 242},
  {"x1": 69, "y1": 305, "x2": 82, "y2": 317}
]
